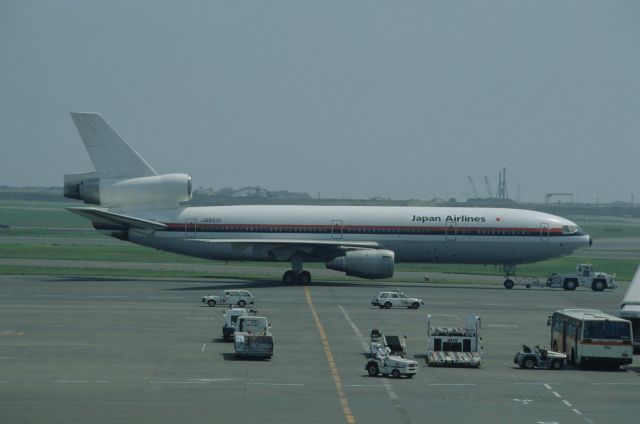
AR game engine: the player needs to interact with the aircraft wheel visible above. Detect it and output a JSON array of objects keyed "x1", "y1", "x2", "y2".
[
  {"x1": 282, "y1": 270, "x2": 296, "y2": 284},
  {"x1": 367, "y1": 363, "x2": 379, "y2": 377},
  {"x1": 504, "y1": 279, "x2": 514, "y2": 289},
  {"x1": 297, "y1": 271, "x2": 311, "y2": 284}
]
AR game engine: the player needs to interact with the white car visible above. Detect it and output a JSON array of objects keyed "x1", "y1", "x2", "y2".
[
  {"x1": 371, "y1": 291, "x2": 424, "y2": 309},
  {"x1": 202, "y1": 290, "x2": 255, "y2": 307}
]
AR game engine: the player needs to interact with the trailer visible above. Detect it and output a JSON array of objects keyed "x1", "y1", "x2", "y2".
[
  {"x1": 369, "y1": 329, "x2": 406, "y2": 357},
  {"x1": 234, "y1": 316, "x2": 273, "y2": 359},
  {"x1": 222, "y1": 308, "x2": 256, "y2": 341},
  {"x1": 619, "y1": 266, "x2": 640, "y2": 354},
  {"x1": 427, "y1": 315, "x2": 483, "y2": 367}
]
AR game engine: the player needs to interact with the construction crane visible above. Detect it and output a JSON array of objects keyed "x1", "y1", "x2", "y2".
[
  {"x1": 467, "y1": 175, "x2": 479, "y2": 198},
  {"x1": 483, "y1": 176, "x2": 494, "y2": 198}
]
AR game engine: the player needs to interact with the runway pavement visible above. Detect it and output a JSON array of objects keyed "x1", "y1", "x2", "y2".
[{"x1": 1, "y1": 274, "x2": 638, "y2": 424}]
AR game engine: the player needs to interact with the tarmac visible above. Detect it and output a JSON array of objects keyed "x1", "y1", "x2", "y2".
[{"x1": 1, "y1": 274, "x2": 639, "y2": 424}]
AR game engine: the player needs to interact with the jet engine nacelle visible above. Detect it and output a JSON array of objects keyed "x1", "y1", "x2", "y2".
[
  {"x1": 64, "y1": 173, "x2": 192, "y2": 207},
  {"x1": 326, "y1": 249, "x2": 395, "y2": 279}
]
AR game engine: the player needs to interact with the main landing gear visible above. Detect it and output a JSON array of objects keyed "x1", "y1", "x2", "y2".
[
  {"x1": 282, "y1": 254, "x2": 312, "y2": 284},
  {"x1": 282, "y1": 270, "x2": 312, "y2": 284},
  {"x1": 502, "y1": 264, "x2": 516, "y2": 289}
]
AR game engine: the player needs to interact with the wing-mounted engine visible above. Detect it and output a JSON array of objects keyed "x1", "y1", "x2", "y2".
[
  {"x1": 326, "y1": 249, "x2": 395, "y2": 279},
  {"x1": 64, "y1": 173, "x2": 192, "y2": 207}
]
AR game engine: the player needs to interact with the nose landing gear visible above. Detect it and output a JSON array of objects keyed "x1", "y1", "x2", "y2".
[{"x1": 502, "y1": 264, "x2": 516, "y2": 289}]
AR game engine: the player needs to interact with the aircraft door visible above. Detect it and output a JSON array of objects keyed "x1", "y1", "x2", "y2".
[
  {"x1": 540, "y1": 223, "x2": 549, "y2": 242},
  {"x1": 331, "y1": 220, "x2": 343, "y2": 239},
  {"x1": 185, "y1": 219, "x2": 197, "y2": 238},
  {"x1": 445, "y1": 222, "x2": 457, "y2": 241}
]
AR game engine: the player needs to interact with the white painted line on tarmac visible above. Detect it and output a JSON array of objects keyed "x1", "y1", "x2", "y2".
[
  {"x1": 572, "y1": 409, "x2": 582, "y2": 415},
  {"x1": 562, "y1": 400, "x2": 572, "y2": 407},
  {"x1": 92, "y1": 295, "x2": 126, "y2": 298},
  {"x1": 338, "y1": 305, "x2": 412, "y2": 424},
  {"x1": 201, "y1": 343, "x2": 205, "y2": 352},
  {"x1": 592, "y1": 382, "x2": 640, "y2": 385},
  {"x1": 482, "y1": 303, "x2": 510, "y2": 306},
  {"x1": 486, "y1": 324, "x2": 519, "y2": 328},
  {"x1": 37, "y1": 295, "x2": 69, "y2": 297},
  {"x1": 247, "y1": 383, "x2": 304, "y2": 386},
  {"x1": 149, "y1": 296, "x2": 183, "y2": 299},
  {"x1": 54, "y1": 380, "x2": 110, "y2": 383},
  {"x1": 190, "y1": 378, "x2": 234, "y2": 382},
  {"x1": 511, "y1": 382, "x2": 563, "y2": 386},
  {"x1": 427, "y1": 383, "x2": 477, "y2": 386},
  {"x1": 552, "y1": 391, "x2": 562, "y2": 398},
  {"x1": 149, "y1": 381, "x2": 209, "y2": 384},
  {"x1": 343, "y1": 384, "x2": 384, "y2": 388}
]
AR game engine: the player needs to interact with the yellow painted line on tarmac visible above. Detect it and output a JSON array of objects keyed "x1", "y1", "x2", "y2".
[{"x1": 304, "y1": 285, "x2": 356, "y2": 424}]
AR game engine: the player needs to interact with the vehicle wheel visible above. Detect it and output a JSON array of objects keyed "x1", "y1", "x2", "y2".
[
  {"x1": 378, "y1": 305, "x2": 385, "y2": 309},
  {"x1": 592, "y1": 280, "x2": 605, "y2": 292},
  {"x1": 282, "y1": 270, "x2": 296, "y2": 284},
  {"x1": 563, "y1": 279, "x2": 577, "y2": 291},
  {"x1": 391, "y1": 369, "x2": 401, "y2": 379},
  {"x1": 411, "y1": 302, "x2": 420, "y2": 309},
  {"x1": 384, "y1": 302, "x2": 392, "y2": 309},
  {"x1": 504, "y1": 279, "x2": 514, "y2": 289},
  {"x1": 367, "y1": 363, "x2": 379, "y2": 377},
  {"x1": 237, "y1": 300, "x2": 246, "y2": 308},
  {"x1": 207, "y1": 299, "x2": 216, "y2": 307},
  {"x1": 523, "y1": 357, "x2": 536, "y2": 369},
  {"x1": 551, "y1": 359, "x2": 563, "y2": 370},
  {"x1": 298, "y1": 271, "x2": 311, "y2": 284}
]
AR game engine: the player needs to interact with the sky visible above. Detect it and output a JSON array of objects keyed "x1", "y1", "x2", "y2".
[{"x1": 1, "y1": 1, "x2": 639, "y2": 203}]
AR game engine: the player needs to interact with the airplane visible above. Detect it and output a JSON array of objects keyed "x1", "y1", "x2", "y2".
[{"x1": 64, "y1": 113, "x2": 592, "y2": 287}]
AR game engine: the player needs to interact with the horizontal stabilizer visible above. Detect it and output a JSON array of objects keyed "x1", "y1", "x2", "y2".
[
  {"x1": 67, "y1": 207, "x2": 167, "y2": 230},
  {"x1": 70, "y1": 113, "x2": 157, "y2": 178}
]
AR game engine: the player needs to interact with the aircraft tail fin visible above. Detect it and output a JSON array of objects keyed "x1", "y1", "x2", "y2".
[{"x1": 70, "y1": 113, "x2": 157, "y2": 178}]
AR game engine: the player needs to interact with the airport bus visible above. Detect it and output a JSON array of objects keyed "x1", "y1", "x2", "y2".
[{"x1": 548, "y1": 309, "x2": 633, "y2": 368}]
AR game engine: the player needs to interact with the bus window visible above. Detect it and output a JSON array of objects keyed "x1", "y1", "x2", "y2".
[{"x1": 583, "y1": 321, "x2": 631, "y2": 340}]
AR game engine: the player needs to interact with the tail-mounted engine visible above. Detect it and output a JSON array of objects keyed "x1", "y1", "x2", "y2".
[{"x1": 64, "y1": 173, "x2": 192, "y2": 207}]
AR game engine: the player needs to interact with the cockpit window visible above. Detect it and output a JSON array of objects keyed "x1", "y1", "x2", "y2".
[{"x1": 562, "y1": 225, "x2": 579, "y2": 234}]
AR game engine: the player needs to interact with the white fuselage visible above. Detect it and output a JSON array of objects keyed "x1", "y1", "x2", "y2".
[{"x1": 103, "y1": 205, "x2": 589, "y2": 265}]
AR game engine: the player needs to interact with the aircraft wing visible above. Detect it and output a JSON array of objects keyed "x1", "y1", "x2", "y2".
[
  {"x1": 67, "y1": 207, "x2": 167, "y2": 230},
  {"x1": 186, "y1": 238, "x2": 380, "y2": 260}
]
